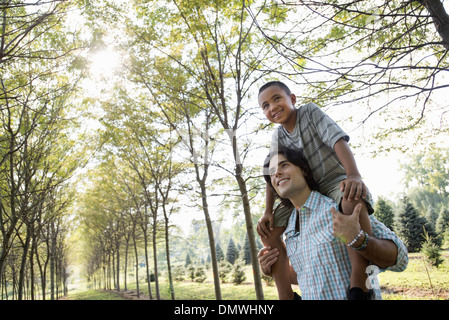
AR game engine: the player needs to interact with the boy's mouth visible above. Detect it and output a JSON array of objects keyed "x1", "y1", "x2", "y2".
[{"x1": 273, "y1": 110, "x2": 283, "y2": 119}]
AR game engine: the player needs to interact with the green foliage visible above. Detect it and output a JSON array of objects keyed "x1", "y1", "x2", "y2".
[
  {"x1": 241, "y1": 233, "x2": 252, "y2": 265},
  {"x1": 226, "y1": 238, "x2": 238, "y2": 265},
  {"x1": 261, "y1": 274, "x2": 274, "y2": 286},
  {"x1": 394, "y1": 197, "x2": 436, "y2": 252},
  {"x1": 436, "y1": 206, "x2": 449, "y2": 235},
  {"x1": 218, "y1": 260, "x2": 232, "y2": 283},
  {"x1": 374, "y1": 197, "x2": 394, "y2": 230},
  {"x1": 231, "y1": 259, "x2": 246, "y2": 285},
  {"x1": 421, "y1": 229, "x2": 444, "y2": 268},
  {"x1": 216, "y1": 243, "x2": 224, "y2": 261},
  {"x1": 173, "y1": 265, "x2": 186, "y2": 281},
  {"x1": 193, "y1": 266, "x2": 207, "y2": 283},
  {"x1": 185, "y1": 253, "x2": 192, "y2": 267},
  {"x1": 401, "y1": 148, "x2": 449, "y2": 198},
  {"x1": 188, "y1": 265, "x2": 195, "y2": 282}
]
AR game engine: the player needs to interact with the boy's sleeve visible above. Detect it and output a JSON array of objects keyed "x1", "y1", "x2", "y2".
[
  {"x1": 369, "y1": 216, "x2": 409, "y2": 272},
  {"x1": 306, "y1": 103, "x2": 349, "y2": 148}
]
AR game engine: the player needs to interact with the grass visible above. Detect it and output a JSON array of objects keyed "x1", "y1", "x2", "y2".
[
  {"x1": 378, "y1": 249, "x2": 449, "y2": 300},
  {"x1": 65, "y1": 249, "x2": 449, "y2": 300},
  {"x1": 63, "y1": 289, "x2": 133, "y2": 300}
]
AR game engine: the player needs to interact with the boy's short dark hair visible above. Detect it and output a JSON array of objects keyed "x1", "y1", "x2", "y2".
[
  {"x1": 263, "y1": 147, "x2": 318, "y2": 209},
  {"x1": 258, "y1": 81, "x2": 291, "y2": 97}
]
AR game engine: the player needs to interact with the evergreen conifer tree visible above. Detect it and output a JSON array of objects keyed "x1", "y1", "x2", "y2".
[
  {"x1": 436, "y1": 206, "x2": 449, "y2": 234},
  {"x1": 231, "y1": 259, "x2": 246, "y2": 285},
  {"x1": 216, "y1": 243, "x2": 224, "y2": 261},
  {"x1": 185, "y1": 253, "x2": 192, "y2": 267},
  {"x1": 394, "y1": 197, "x2": 435, "y2": 252},
  {"x1": 374, "y1": 197, "x2": 394, "y2": 230},
  {"x1": 242, "y1": 233, "x2": 252, "y2": 265},
  {"x1": 226, "y1": 238, "x2": 238, "y2": 265}
]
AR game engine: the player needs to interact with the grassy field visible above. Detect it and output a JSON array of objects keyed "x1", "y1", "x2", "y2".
[
  {"x1": 65, "y1": 249, "x2": 449, "y2": 300},
  {"x1": 378, "y1": 249, "x2": 449, "y2": 300}
]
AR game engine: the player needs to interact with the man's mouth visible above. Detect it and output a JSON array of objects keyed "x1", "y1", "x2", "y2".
[{"x1": 277, "y1": 178, "x2": 289, "y2": 186}]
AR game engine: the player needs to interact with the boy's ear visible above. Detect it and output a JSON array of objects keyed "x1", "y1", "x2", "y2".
[{"x1": 290, "y1": 94, "x2": 297, "y2": 105}]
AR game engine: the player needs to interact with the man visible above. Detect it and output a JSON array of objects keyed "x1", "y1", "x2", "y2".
[{"x1": 258, "y1": 147, "x2": 408, "y2": 299}]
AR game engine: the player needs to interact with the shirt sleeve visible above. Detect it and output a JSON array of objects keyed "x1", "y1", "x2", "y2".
[
  {"x1": 370, "y1": 215, "x2": 409, "y2": 272},
  {"x1": 305, "y1": 103, "x2": 349, "y2": 148}
]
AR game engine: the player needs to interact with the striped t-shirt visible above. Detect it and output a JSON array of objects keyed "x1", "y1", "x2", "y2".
[{"x1": 270, "y1": 103, "x2": 349, "y2": 195}]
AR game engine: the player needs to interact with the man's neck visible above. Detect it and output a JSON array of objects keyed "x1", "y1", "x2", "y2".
[{"x1": 290, "y1": 188, "x2": 312, "y2": 209}]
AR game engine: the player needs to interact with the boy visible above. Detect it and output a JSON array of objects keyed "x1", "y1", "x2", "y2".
[{"x1": 257, "y1": 81, "x2": 374, "y2": 300}]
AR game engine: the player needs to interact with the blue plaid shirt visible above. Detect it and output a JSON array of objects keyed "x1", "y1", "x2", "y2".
[{"x1": 284, "y1": 191, "x2": 408, "y2": 300}]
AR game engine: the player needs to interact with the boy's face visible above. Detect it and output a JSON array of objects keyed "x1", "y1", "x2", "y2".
[{"x1": 259, "y1": 85, "x2": 296, "y2": 125}]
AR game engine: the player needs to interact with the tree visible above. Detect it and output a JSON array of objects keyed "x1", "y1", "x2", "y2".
[
  {"x1": 247, "y1": 1, "x2": 449, "y2": 151},
  {"x1": 374, "y1": 197, "x2": 394, "y2": 230},
  {"x1": 216, "y1": 243, "x2": 224, "y2": 262},
  {"x1": 226, "y1": 238, "x2": 238, "y2": 265},
  {"x1": 231, "y1": 259, "x2": 246, "y2": 285},
  {"x1": 436, "y1": 206, "x2": 449, "y2": 234},
  {"x1": 242, "y1": 233, "x2": 252, "y2": 265},
  {"x1": 218, "y1": 260, "x2": 232, "y2": 283},
  {"x1": 401, "y1": 148, "x2": 449, "y2": 198},
  {"x1": 421, "y1": 228, "x2": 444, "y2": 268},
  {"x1": 0, "y1": 0, "x2": 86, "y2": 299},
  {"x1": 394, "y1": 197, "x2": 437, "y2": 252},
  {"x1": 185, "y1": 253, "x2": 192, "y2": 267}
]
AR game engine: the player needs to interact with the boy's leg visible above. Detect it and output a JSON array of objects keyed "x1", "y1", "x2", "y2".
[
  {"x1": 260, "y1": 226, "x2": 294, "y2": 300},
  {"x1": 340, "y1": 199, "x2": 373, "y2": 297}
]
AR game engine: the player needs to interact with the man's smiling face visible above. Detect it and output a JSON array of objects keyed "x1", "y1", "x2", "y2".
[{"x1": 269, "y1": 153, "x2": 308, "y2": 200}]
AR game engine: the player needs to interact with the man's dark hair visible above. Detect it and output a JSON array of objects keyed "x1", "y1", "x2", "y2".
[
  {"x1": 263, "y1": 147, "x2": 318, "y2": 209},
  {"x1": 258, "y1": 81, "x2": 291, "y2": 97}
]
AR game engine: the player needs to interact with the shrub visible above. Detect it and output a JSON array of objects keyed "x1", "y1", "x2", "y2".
[
  {"x1": 421, "y1": 228, "x2": 444, "y2": 268},
  {"x1": 218, "y1": 260, "x2": 232, "y2": 283},
  {"x1": 231, "y1": 259, "x2": 246, "y2": 285}
]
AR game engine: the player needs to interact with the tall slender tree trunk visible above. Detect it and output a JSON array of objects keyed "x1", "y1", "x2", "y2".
[
  {"x1": 199, "y1": 184, "x2": 222, "y2": 300},
  {"x1": 151, "y1": 216, "x2": 160, "y2": 300},
  {"x1": 132, "y1": 228, "x2": 140, "y2": 298}
]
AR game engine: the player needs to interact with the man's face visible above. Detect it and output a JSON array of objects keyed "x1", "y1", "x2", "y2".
[
  {"x1": 269, "y1": 154, "x2": 307, "y2": 200},
  {"x1": 259, "y1": 85, "x2": 296, "y2": 125}
]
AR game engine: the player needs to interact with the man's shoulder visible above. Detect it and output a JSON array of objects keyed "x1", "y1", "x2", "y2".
[{"x1": 309, "y1": 191, "x2": 337, "y2": 210}]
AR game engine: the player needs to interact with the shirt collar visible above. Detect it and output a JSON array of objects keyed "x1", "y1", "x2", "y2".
[{"x1": 298, "y1": 190, "x2": 320, "y2": 211}]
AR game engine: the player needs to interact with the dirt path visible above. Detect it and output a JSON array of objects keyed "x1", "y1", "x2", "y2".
[{"x1": 111, "y1": 289, "x2": 153, "y2": 300}]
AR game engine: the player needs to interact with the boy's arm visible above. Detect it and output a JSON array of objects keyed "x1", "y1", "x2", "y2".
[
  {"x1": 257, "y1": 183, "x2": 276, "y2": 238},
  {"x1": 334, "y1": 138, "x2": 366, "y2": 201},
  {"x1": 257, "y1": 246, "x2": 298, "y2": 284}
]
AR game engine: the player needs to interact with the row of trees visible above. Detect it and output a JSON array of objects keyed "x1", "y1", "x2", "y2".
[
  {"x1": 375, "y1": 148, "x2": 449, "y2": 253},
  {"x1": 2, "y1": 0, "x2": 448, "y2": 300},
  {"x1": 0, "y1": 1, "x2": 92, "y2": 300},
  {"x1": 76, "y1": 0, "x2": 449, "y2": 301}
]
